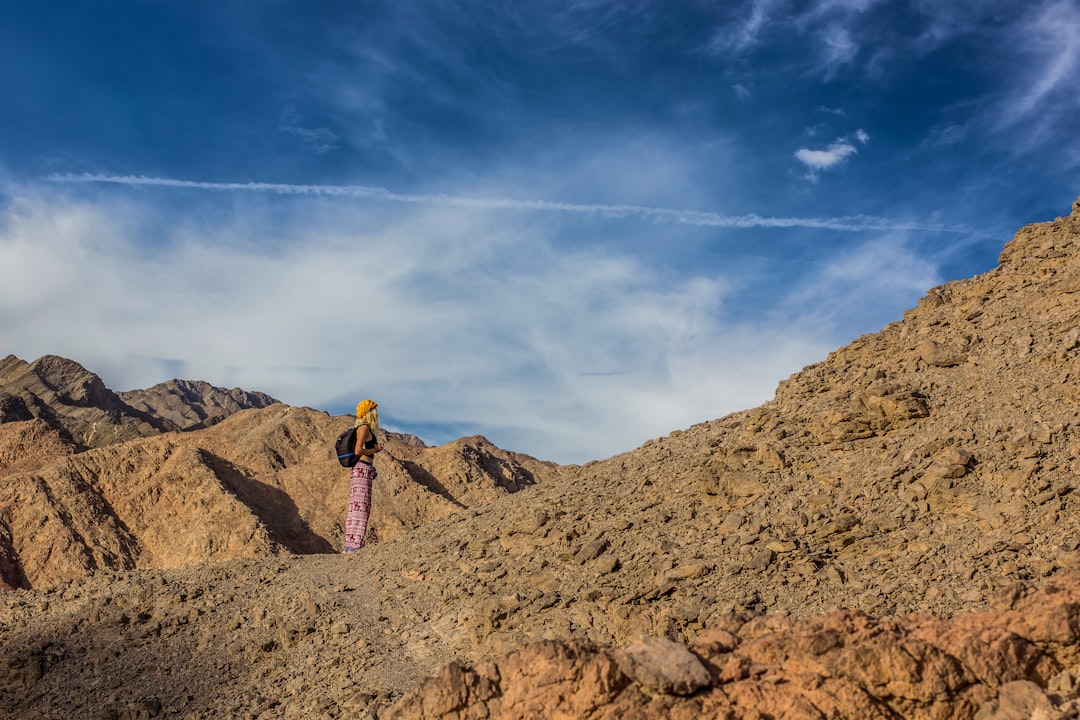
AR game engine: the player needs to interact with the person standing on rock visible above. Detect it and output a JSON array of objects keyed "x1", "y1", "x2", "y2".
[{"x1": 344, "y1": 399, "x2": 383, "y2": 553}]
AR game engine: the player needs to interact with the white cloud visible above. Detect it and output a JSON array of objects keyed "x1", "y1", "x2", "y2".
[
  {"x1": 0, "y1": 184, "x2": 848, "y2": 464},
  {"x1": 804, "y1": 0, "x2": 881, "y2": 18},
  {"x1": 818, "y1": 24, "x2": 858, "y2": 76},
  {"x1": 793, "y1": 0, "x2": 884, "y2": 77},
  {"x1": 709, "y1": 0, "x2": 784, "y2": 52},
  {"x1": 780, "y1": 234, "x2": 942, "y2": 335},
  {"x1": 794, "y1": 137, "x2": 859, "y2": 180},
  {"x1": 902, "y1": 0, "x2": 1080, "y2": 156},
  {"x1": 855, "y1": 128, "x2": 870, "y2": 144},
  {"x1": 50, "y1": 174, "x2": 963, "y2": 233},
  {"x1": 1000, "y1": 0, "x2": 1080, "y2": 129},
  {"x1": 3, "y1": 171, "x2": 953, "y2": 464}
]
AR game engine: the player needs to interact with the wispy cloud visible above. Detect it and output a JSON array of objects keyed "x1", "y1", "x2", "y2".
[
  {"x1": 818, "y1": 24, "x2": 858, "y2": 77},
  {"x1": 48, "y1": 173, "x2": 963, "y2": 234},
  {"x1": 711, "y1": 0, "x2": 879, "y2": 77},
  {"x1": 0, "y1": 0, "x2": 1069, "y2": 468},
  {"x1": 279, "y1": 104, "x2": 340, "y2": 154},
  {"x1": 794, "y1": 135, "x2": 862, "y2": 181},
  {"x1": 780, "y1": 232, "x2": 942, "y2": 334},
  {"x1": 707, "y1": 0, "x2": 784, "y2": 53},
  {"x1": 0, "y1": 184, "x2": 853, "y2": 463},
  {"x1": 1000, "y1": 0, "x2": 1080, "y2": 130},
  {"x1": 899, "y1": 0, "x2": 1080, "y2": 158}
]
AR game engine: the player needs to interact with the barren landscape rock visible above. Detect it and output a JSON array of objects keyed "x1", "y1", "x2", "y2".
[
  {"x1": 0, "y1": 402, "x2": 557, "y2": 590},
  {"x1": 119, "y1": 378, "x2": 279, "y2": 429},
  {"x1": 917, "y1": 338, "x2": 968, "y2": 367},
  {"x1": 0, "y1": 389, "x2": 33, "y2": 423},
  {"x1": 0, "y1": 354, "x2": 173, "y2": 447},
  {"x1": 612, "y1": 636, "x2": 711, "y2": 695},
  {"x1": 389, "y1": 567, "x2": 1080, "y2": 719}
]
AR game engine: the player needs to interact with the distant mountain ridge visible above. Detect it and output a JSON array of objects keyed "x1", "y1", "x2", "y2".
[
  {"x1": 0, "y1": 354, "x2": 172, "y2": 447},
  {"x1": 0, "y1": 354, "x2": 278, "y2": 447},
  {"x1": 119, "y1": 378, "x2": 279, "y2": 430}
]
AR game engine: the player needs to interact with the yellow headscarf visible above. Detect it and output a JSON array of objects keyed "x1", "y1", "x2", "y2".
[{"x1": 356, "y1": 399, "x2": 377, "y2": 419}]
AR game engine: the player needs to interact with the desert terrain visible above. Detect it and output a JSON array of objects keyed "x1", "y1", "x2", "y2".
[{"x1": 3, "y1": 196, "x2": 1080, "y2": 719}]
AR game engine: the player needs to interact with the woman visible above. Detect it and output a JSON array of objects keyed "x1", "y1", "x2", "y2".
[{"x1": 343, "y1": 399, "x2": 383, "y2": 553}]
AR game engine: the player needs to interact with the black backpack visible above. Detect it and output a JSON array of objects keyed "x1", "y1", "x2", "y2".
[{"x1": 334, "y1": 427, "x2": 360, "y2": 467}]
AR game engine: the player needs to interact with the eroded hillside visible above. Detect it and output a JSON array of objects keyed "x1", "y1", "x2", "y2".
[{"x1": 0, "y1": 360, "x2": 557, "y2": 591}]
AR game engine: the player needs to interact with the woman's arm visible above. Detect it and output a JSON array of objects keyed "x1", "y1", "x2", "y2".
[{"x1": 354, "y1": 424, "x2": 384, "y2": 457}]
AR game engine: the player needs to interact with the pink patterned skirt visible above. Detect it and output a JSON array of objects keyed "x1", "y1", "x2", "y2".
[{"x1": 343, "y1": 462, "x2": 376, "y2": 552}]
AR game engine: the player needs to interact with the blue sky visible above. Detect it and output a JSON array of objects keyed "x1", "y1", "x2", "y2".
[{"x1": 1, "y1": 1, "x2": 1077, "y2": 463}]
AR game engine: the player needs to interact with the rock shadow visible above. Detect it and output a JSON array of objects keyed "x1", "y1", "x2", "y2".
[
  {"x1": 397, "y1": 459, "x2": 467, "y2": 509},
  {"x1": 199, "y1": 451, "x2": 335, "y2": 554}
]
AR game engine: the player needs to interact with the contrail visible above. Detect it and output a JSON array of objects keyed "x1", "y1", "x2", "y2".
[{"x1": 48, "y1": 173, "x2": 965, "y2": 233}]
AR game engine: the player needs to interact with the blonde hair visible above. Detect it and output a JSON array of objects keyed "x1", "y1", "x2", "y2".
[{"x1": 355, "y1": 407, "x2": 379, "y2": 434}]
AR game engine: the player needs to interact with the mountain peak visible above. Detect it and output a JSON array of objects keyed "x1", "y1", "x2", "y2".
[{"x1": 119, "y1": 378, "x2": 279, "y2": 430}]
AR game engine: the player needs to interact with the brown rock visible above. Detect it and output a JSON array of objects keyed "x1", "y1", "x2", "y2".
[
  {"x1": 975, "y1": 680, "x2": 1057, "y2": 720},
  {"x1": 613, "y1": 636, "x2": 711, "y2": 696},
  {"x1": 858, "y1": 383, "x2": 930, "y2": 429},
  {"x1": 119, "y1": 379, "x2": 278, "y2": 430},
  {"x1": 0, "y1": 355, "x2": 173, "y2": 448},
  {"x1": 387, "y1": 641, "x2": 629, "y2": 720},
  {"x1": 917, "y1": 339, "x2": 969, "y2": 367},
  {"x1": 392, "y1": 569, "x2": 1080, "y2": 718}
]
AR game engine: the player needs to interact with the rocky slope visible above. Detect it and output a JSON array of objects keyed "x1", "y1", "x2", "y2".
[
  {"x1": 0, "y1": 360, "x2": 556, "y2": 592},
  {"x1": 1, "y1": 196, "x2": 1079, "y2": 719}
]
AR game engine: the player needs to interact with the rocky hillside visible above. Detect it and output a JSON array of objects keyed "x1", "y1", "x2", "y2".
[
  {"x1": 0, "y1": 360, "x2": 556, "y2": 592},
  {"x1": 0, "y1": 355, "x2": 174, "y2": 447},
  {"x1": 1, "y1": 196, "x2": 1079, "y2": 720}
]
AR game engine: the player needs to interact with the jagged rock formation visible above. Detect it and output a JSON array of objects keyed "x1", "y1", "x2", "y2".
[
  {"x1": 119, "y1": 379, "x2": 279, "y2": 430},
  {"x1": 1, "y1": 196, "x2": 1079, "y2": 719},
  {"x1": 0, "y1": 355, "x2": 172, "y2": 447},
  {"x1": 0, "y1": 355, "x2": 285, "y2": 446},
  {"x1": 0, "y1": 359, "x2": 287, "y2": 590}
]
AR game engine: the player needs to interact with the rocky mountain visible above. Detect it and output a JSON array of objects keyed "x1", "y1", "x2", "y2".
[
  {"x1": 0, "y1": 360, "x2": 556, "y2": 592},
  {"x1": 0, "y1": 356, "x2": 282, "y2": 444},
  {"x1": 119, "y1": 379, "x2": 279, "y2": 430},
  {"x1": 0, "y1": 355, "x2": 173, "y2": 447},
  {"x1": 1, "y1": 196, "x2": 1079, "y2": 719}
]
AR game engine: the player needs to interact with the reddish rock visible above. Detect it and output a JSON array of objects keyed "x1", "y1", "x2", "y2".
[{"x1": 390, "y1": 570, "x2": 1080, "y2": 720}]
